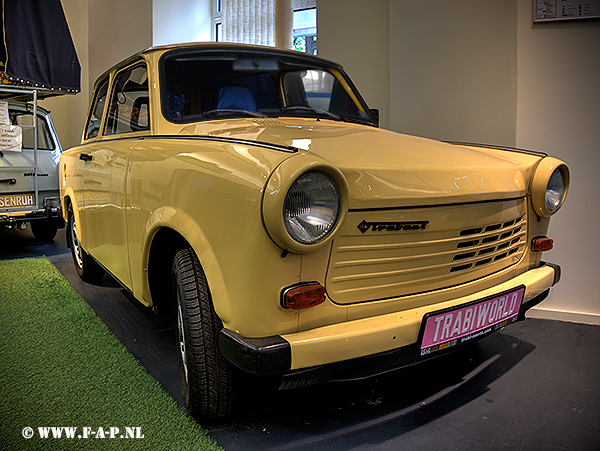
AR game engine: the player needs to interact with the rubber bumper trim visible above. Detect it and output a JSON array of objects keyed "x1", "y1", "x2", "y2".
[
  {"x1": 220, "y1": 329, "x2": 291, "y2": 375},
  {"x1": 543, "y1": 261, "x2": 561, "y2": 286}
]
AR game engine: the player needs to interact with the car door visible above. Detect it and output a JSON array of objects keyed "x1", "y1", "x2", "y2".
[{"x1": 81, "y1": 62, "x2": 150, "y2": 289}]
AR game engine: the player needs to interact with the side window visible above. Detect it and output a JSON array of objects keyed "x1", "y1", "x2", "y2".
[
  {"x1": 105, "y1": 63, "x2": 150, "y2": 135},
  {"x1": 85, "y1": 80, "x2": 108, "y2": 140}
]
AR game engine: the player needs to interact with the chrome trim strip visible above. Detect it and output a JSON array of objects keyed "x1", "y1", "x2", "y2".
[
  {"x1": 143, "y1": 135, "x2": 299, "y2": 153},
  {"x1": 446, "y1": 141, "x2": 547, "y2": 157}
]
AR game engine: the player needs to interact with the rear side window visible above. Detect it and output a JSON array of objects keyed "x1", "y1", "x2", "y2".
[
  {"x1": 105, "y1": 63, "x2": 150, "y2": 135},
  {"x1": 9, "y1": 110, "x2": 55, "y2": 150}
]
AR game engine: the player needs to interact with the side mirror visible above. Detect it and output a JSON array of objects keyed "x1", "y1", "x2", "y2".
[{"x1": 369, "y1": 108, "x2": 380, "y2": 127}]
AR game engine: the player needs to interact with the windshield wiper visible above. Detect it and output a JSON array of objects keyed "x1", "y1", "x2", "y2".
[
  {"x1": 280, "y1": 106, "x2": 344, "y2": 122},
  {"x1": 201, "y1": 109, "x2": 268, "y2": 119}
]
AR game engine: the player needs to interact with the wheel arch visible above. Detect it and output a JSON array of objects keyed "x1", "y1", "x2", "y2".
[
  {"x1": 144, "y1": 217, "x2": 232, "y2": 324},
  {"x1": 62, "y1": 194, "x2": 81, "y2": 248},
  {"x1": 146, "y1": 227, "x2": 188, "y2": 316}
]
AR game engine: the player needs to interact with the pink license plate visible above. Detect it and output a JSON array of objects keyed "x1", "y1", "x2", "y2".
[{"x1": 419, "y1": 286, "x2": 525, "y2": 357}]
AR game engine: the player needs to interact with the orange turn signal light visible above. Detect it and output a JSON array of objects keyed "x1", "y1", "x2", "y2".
[
  {"x1": 281, "y1": 282, "x2": 326, "y2": 309},
  {"x1": 532, "y1": 236, "x2": 554, "y2": 252}
]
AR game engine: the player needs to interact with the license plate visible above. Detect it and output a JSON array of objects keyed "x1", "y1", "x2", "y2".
[
  {"x1": 0, "y1": 193, "x2": 35, "y2": 209},
  {"x1": 419, "y1": 286, "x2": 525, "y2": 357}
]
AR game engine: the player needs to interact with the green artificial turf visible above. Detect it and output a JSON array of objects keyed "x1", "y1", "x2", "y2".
[{"x1": 0, "y1": 257, "x2": 223, "y2": 451}]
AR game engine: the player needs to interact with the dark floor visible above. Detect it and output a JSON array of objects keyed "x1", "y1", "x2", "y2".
[{"x1": 2, "y1": 227, "x2": 599, "y2": 450}]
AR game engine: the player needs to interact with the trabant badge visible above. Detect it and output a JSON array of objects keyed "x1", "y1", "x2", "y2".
[{"x1": 357, "y1": 220, "x2": 429, "y2": 234}]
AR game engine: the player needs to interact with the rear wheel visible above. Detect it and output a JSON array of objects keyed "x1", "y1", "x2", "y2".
[
  {"x1": 172, "y1": 248, "x2": 234, "y2": 420},
  {"x1": 68, "y1": 204, "x2": 105, "y2": 282}
]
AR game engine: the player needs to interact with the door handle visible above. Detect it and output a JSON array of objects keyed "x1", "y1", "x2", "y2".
[{"x1": 79, "y1": 153, "x2": 93, "y2": 162}]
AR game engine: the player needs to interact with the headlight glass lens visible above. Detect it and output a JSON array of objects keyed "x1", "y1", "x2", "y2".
[
  {"x1": 545, "y1": 168, "x2": 565, "y2": 212},
  {"x1": 284, "y1": 172, "x2": 341, "y2": 244}
]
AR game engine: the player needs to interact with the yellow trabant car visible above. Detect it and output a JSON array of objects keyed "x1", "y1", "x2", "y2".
[{"x1": 60, "y1": 43, "x2": 569, "y2": 419}]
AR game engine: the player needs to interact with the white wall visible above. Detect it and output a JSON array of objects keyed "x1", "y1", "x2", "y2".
[
  {"x1": 515, "y1": 1, "x2": 600, "y2": 324},
  {"x1": 153, "y1": 0, "x2": 213, "y2": 46},
  {"x1": 388, "y1": 0, "x2": 518, "y2": 146},
  {"x1": 43, "y1": 0, "x2": 153, "y2": 151},
  {"x1": 317, "y1": 0, "x2": 390, "y2": 129},
  {"x1": 41, "y1": 0, "x2": 90, "y2": 150}
]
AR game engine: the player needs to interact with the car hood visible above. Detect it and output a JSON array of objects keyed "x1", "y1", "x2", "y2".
[{"x1": 181, "y1": 119, "x2": 542, "y2": 209}]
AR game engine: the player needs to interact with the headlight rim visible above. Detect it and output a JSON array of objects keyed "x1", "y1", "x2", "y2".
[{"x1": 262, "y1": 156, "x2": 349, "y2": 253}]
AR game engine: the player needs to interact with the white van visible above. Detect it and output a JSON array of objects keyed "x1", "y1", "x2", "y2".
[{"x1": 0, "y1": 98, "x2": 64, "y2": 241}]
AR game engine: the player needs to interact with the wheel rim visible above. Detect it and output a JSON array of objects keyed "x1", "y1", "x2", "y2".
[
  {"x1": 70, "y1": 213, "x2": 83, "y2": 269},
  {"x1": 176, "y1": 288, "x2": 189, "y2": 384}
]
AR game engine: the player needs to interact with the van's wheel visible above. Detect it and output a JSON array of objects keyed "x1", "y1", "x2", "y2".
[
  {"x1": 173, "y1": 248, "x2": 234, "y2": 420},
  {"x1": 67, "y1": 204, "x2": 105, "y2": 283}
]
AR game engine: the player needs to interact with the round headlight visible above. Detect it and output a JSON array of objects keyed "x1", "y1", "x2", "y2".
[
  {"x1": 283, "y1": 172, "x2": 341, "y2": 244},
  {"x1": 545, "y1": 168, "x2": 566, "y2": 213},
  {"x1": 531, "y1": 157, "x2": 569, "y2": 217}
]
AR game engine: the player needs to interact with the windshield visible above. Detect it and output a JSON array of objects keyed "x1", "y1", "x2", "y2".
[{"x1": 160, "y1": 50, "x2": 375, "y2": 126}]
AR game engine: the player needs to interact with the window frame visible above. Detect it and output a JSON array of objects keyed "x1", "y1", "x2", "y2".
[
  {"x1": 103, "y1": 61, "x2": 151, "y2": 137},
  {"x1": 212, "y1": 0, "x2": 222, "y2": 42},
  {"x1": 83, "y1": 76, "x2": 110, "y2": 141}
]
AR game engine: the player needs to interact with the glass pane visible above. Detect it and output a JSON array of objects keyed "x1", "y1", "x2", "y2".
[
  {"x1": 293, "y1": 7, "x2": 316, "y2": 54},
  {"x1": 12, "y1": 112, "x2": 54, "y2": 150},
  {"x1": 85, "y1": 80, "x2": 108, "y2": 139},
  {"x1": 160, "y1": 49, "x2": 374, "y2": 125},
  {"x1": 293, "y1": 8, "x2": 316, "y2": 36},
  {"x1": 283, "y1": 69, "x2": 367, "y2": 120},
  {"x1": 105, "y1": 64, "x2": 149, "y2": 135}
]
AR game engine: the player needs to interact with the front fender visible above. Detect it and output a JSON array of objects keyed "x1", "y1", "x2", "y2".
[
  {"x1": 127, "y1": 138, "x2": 302, "y2": 336},
  {"x1": 138, "y1": 206, "x2": 231, "y2": 322}
]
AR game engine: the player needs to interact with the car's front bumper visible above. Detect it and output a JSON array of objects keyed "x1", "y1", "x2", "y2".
[{"x1": 220, "y1": 262, "x2": 560, "y2": 383}]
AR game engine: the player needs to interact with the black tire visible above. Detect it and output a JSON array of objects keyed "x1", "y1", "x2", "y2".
[
  {"x1": 172, "y1": 248, "x2": 234, "y2": 420},
  {"x1": 30, "y1": 219, "x2": 58, "y2": 242},
  {"x1": 67, "y1": 204, "x2": 105, "y2": 283}
]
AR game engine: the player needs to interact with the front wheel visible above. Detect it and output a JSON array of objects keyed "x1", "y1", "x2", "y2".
[
  {"x1": 67, "y1": 204, "x2": 104, "y2": 283},
  {"x1": 173, "y1": 248, "x2": 234, "y2": 420}
]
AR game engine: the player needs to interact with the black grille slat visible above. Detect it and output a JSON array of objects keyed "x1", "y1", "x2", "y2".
[
  {"x1": 460, "y1": 227, "x2": 483, "y2": 236},
  {"x1": 457, "y1": 239, "x2": 479, "y2": 248},
  {"x1": 454, "y1": 251, "x2": 476, "y2": 261},
  {"x1": 485, "y1": 224, "x2": 502, "y2": 232},
  {"x1": 482, "y1": 236, "x2": 499, "y2": 244},
  {"x1": 450, "y1": 263, "x2": 472, "y2": 272}
]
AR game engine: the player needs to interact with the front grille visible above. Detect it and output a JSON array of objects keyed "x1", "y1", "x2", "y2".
[
  {"x1": 326, "y1": 199, "x2": 528, "y2": 304},
  {"x1": 451, "y1": 215, "x2": 525, "y2": 272}
]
